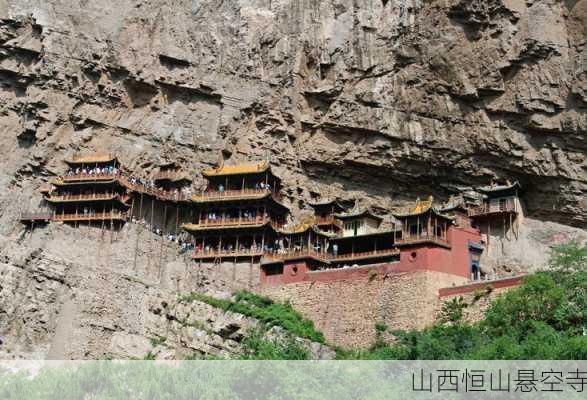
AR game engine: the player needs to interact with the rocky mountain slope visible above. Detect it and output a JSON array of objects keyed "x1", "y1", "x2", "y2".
[{"x1": 0, "y1": 0, "x2": 585, "y2": 358}]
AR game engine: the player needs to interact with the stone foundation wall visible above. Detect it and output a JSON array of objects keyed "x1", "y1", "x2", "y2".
[
  {"x1": 436, "y1": 277, "x2": 524, "y2": 324},
  {"x1": 261, "y1": 265, "x2": 467, "y2": 348}
]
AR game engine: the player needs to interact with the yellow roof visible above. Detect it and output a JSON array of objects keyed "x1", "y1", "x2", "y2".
[
  {"x1": 202, "y1": 161, "x2": 269, "y2": 177},
  {"x1": 66, "y1": 153, "x2": 116, "y2": 164},
  {"x1": 412, "y1": 196, "x2": 434, "y2": 214}
]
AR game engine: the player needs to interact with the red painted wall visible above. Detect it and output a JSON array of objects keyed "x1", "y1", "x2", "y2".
[{"x1": 260, "y1": 225, "x2": 483, "y2": 285}]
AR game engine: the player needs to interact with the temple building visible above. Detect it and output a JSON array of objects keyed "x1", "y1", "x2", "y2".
[
  {"x1": 308, "y1": 200, "x2": 344, "y2": 234},
  {"x1": 42, "y1": 154, "x2": 129, "y2": 226},
  {"x1": 183, "y1": 161, "x2": 289, "y2": 262},
  {"x1": 20, "y1": 154, "x2": 513, "y2": 287},
  {"x1": 151, "y1": 162, "x2": 192, "y2": 194},
  {"x1": 329, "y1": 207, "x2": 399, "y2": 265}
]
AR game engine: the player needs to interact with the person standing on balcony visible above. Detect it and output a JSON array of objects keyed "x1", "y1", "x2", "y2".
[{"x1": 333, "y1": 243, "x2": 338, "y2": 257}]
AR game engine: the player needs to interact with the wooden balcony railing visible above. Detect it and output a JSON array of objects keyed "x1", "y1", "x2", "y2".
[
  {"x1": 192, "y1": 188, "x2": 279, "y2": 202},
  {"x1": 468, "y1": 200, "x2": 516, "y2": 217},
  {"x1": 192, "y1": 249, "x2": 264, "y2": 259},
  {"x1": 20, "y1": 212, "x2": 53, "y2": 222},
  {"x1": 197, "y1": 216, "x2": 270, "y2": 228},
  {"x1": 314, "y1": 215, "x2": 342, "y2": 227},
  {"x1": 119, "y1": 178, "x2": 188, "y2": 202},
  {"x1": 47, "y1": 193, "x2": 120, "y2": 202},
  {"x1": 329, "y1": 248, "x2": 400, "y2": 262},
  {"x1": 59, "y1": 173, "x2": 120, "y2": 182},
  {"x1": 52, "y1": 211, "x2": 127, "y2": 222},
  {"x1": 396, "y1": 234, "x2": 450, "y2": 247}
]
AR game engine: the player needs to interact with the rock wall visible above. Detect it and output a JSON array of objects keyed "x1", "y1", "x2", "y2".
[
  {"x1": 262, "y1": 266, "x2": 467, "y2": 348},
  {"x1": 0, "y1": 0, "x2": 585, "y2": 356},
  {"x1": 0, "y1": 222, "x2": 330, "y2": 359}
]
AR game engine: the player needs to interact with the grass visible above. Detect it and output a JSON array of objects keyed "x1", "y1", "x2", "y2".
[{"x1": 178, "y1": 290, "x2": 325, "y2": 344}]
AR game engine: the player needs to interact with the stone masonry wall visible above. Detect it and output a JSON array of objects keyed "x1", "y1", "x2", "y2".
[{"x1": 262, "y1": 266, "x2": 467, "y2": 348}]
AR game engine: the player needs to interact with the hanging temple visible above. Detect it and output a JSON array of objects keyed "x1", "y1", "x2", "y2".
[{"x1": 20, "y1": 153, "x2": 524, "y2": 287}]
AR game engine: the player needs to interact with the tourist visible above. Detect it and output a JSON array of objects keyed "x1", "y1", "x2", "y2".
[{"x1": 333, "y1": 243, "x2": 338, "y2": 257}]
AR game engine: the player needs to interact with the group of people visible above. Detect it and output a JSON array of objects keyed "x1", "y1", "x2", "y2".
[
  {"x1": 206, "y1": 181, "x2": 272, "y2": 193},
  {"x1": 127, "y1": 176, "x2": 192, "y2": 200},
  {"x1": 203, "y1": 210, "x2": 266, "y2": 222},
  {"x1": 130, "y1": 216, "x2": 195, "y2": 253},
  {"x1": 66, "y1": 166, "x2": 120, "y2": 176},
  {"x1": 194, "y1": 241, "x2": 264, "y2": 255}
]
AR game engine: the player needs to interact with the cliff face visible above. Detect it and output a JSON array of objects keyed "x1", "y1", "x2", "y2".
[
  {"x1": 0, "y1": 0, "x2": 585, "y2": 357},
  {"x1": 0, "y1": 0, "x2": 585, "y2": 223}
]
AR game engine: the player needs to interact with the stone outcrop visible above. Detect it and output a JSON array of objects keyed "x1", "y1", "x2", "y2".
[{"x1": 0, "y1": 1, "x2": 585, "y2": 356}]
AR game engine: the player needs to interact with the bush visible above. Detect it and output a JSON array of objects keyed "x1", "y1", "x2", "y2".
[{"x1": 180, "y1": 290, "x2": 325, "y2": 344}]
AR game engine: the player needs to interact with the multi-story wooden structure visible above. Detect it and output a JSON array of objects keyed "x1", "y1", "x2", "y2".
[
  {"x1": 184, "y1": 161, "x2": 289, "y2": 262},
  {"x1": 44, "y1": 154, "x2": 129, "y2": 226},
  {"x1": 308, "y1": 200, "x2": 344, "y2": 234}
]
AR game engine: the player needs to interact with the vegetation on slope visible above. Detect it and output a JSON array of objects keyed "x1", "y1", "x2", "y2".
[{"x1": 337, "y1": 241, "x2": 587, "y2": 360}]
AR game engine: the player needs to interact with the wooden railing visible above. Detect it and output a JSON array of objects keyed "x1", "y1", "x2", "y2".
[
  {"x1": 263, "y1": 249, "x2": 327, "y2": 263},
  {"x1": 397, "y1": 234, "x2": 450, "y2": 246},
  {"x1": 192, "y1": 249, "x2": 264, "y2": 259},
  {"x1": 192, "y1": 188, "x2": 277, "y2": 202},
  {"x1": 119, "y1": 177, "x2": 189, "y2": 202},
  {"x1": 20, "y1": 212, "x2": 53, "y2": 221},
  {"x1": 59, "y1": 173, "x2": 120, "y2": 182},
  {"x1": 468, "y1": 200, "x2": 516, "y2": 217},
  {"x1": 329, "y1": 248, "x2": 400, "y2": 262},
  {"x1": 314, "y1": 215, "x2": 342, "y2": 227},
  {"x1": 47, "y1": 193, "x2": 120, "y2": 202},
  {"x1": 52, "y1": 211, "x2": 127, "y2": 222},
  {"x1": 196, "y1": 216, "x2": 269, "y2": 227}
]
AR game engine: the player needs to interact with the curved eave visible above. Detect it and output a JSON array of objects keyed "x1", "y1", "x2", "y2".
[
  {"x1": 65, "y1": 157, "x2": 117, "y2": 166},
  {"x1": 51, "y1": 178, "x2": 120, "y2": 187},
  {"x1": 392, "y1": 207, "x2": 454, "y2": 222},
  {"x1": 182, "y1": 221, "x2": 271, "y2": 233},
  {"x1": 334, "y1": 211, "x2": 383, "y2": 222},
  {"x1": 477, "y1": 181, "x2": 522, "y2": 195}
]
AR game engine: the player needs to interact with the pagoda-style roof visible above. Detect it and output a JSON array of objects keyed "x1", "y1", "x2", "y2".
[
  {"x1": 182, "y1": 219, "x2": 272, "y2": 233},
  {"x1": 308, "y1": 199, "x2": 345, "y2": 213},
  {"x1": 477, "y1": 181, "x2": 522, "y2": 197},
  {"x1": 275, "y1": 221, "x2": 336, "y2": 238},
  {"x1": 392, "y1": 196, "x2": 453, "y2": 221},
  {"x1": 65, "y1": 153, "x2": 118, "y2": 165},
  {"x1": 334, "y1": 208, "x2": 384, "y2": 222},
  {"x1": 202, "y1": 161, "x2": 270, "y2": 177}
]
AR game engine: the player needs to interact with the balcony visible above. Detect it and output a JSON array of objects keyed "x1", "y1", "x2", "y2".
[
  {"x1": 192, "y1": 188, "x2": 279, "y2": 203},
  {"x1": 396, "y1": 234, "x2": 450, "y2": 248},
  {"x1": 57, "y1": 173, "x2": 120, "y2": 183},
  {"x1": 314, "y1": 215, "x2": 342, "y2": 227},
  {"x1": 192, "y1": 249, "x2": 264, "y2": 260},
  {"x1": 52, "y1": 211, "x2": 127, "y2": 222},
  {"x1": 46, "y1": 193, "x2": 122, "y2": 203},
  {"x1": 119, "y1": 177, "x2": 189, "y2": 202},
  {"x1": 328, "y1": 248, "x2": 400, "y2": 263},
  {"x1": 468, "y1": 200, "x2": 516, "y2": 217},
  {"x1": 20, "y1": 212, "x2": 53, "y2": 222}
]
